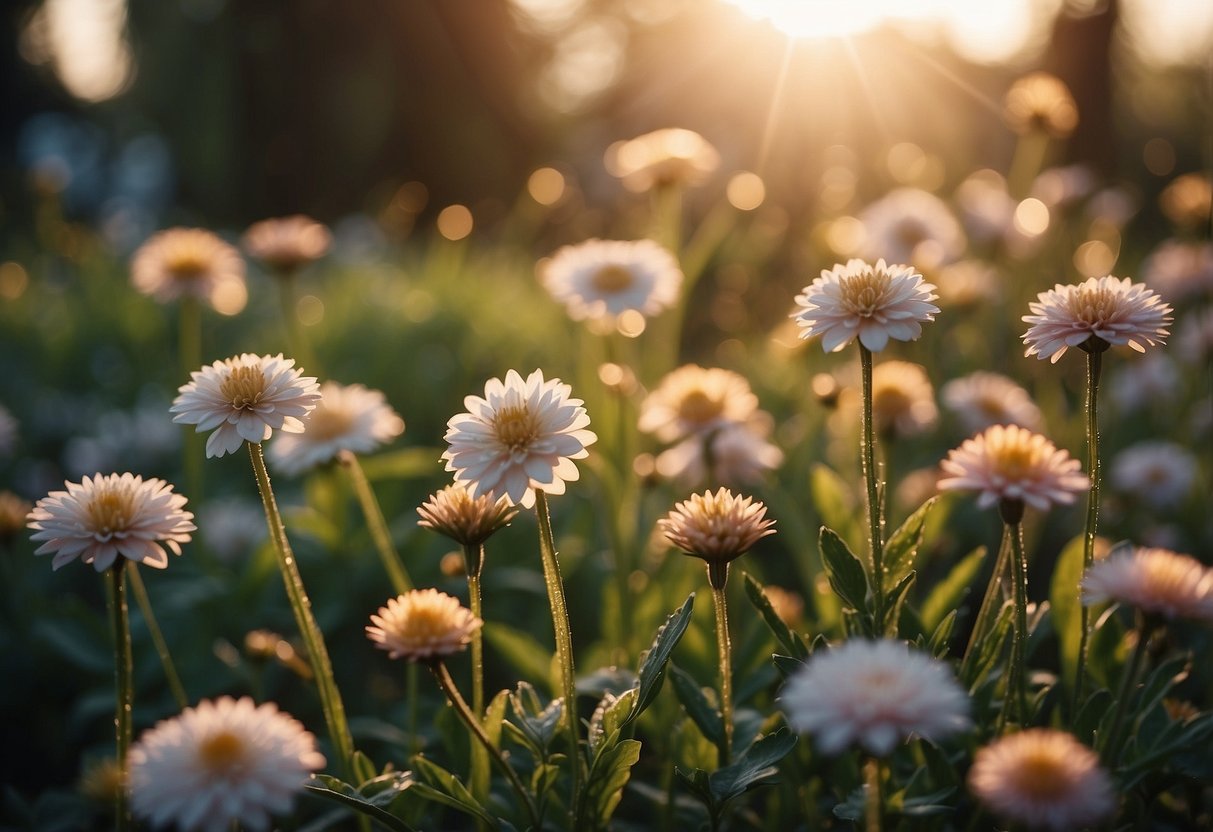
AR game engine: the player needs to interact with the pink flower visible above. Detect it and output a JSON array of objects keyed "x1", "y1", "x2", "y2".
[
  {"x1": 1082, "y1": 546, "x2": 1213, "y2": 622},
  {"x1": 938, "y1": 424, "x2": 1088, "y2": 512},
  {"x1": 1022, "y1": 275, "x2": 1173, "y2": 363}
]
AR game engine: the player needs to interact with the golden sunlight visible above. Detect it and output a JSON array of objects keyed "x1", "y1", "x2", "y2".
[{"x1": 723, "y1": 0, "x2": 888, "y2": 39}]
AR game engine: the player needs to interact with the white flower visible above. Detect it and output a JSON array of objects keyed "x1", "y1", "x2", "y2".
[
  {"x1": 1082, "y1": 546, "x2": 1213, "y2": 622},
  {"x1": 658, "y1": 487, "x2": 776, "y2": 567},
  {"x1": 655, "y1": 418, "x2": 783, "y2": 487},
  {"x1": 242, "y1": 215, "x2": 331, "y2": 273},
  {"x1": 269, "y1": 381, "x2": 404, "y2": 476},
  {"x1": 779, "y1": 639, "x2": 970, "y2": 756},
  {"x1": 130, "y1": 228, "x2": 247, "y2": 315},
  {"x1": 1110, "y1": 441, "x2": 1198, "y2": 509},
  {"x1": 171, "y1": 354, "x2": 320, "y2": 458},
  {"x1": 969, "y1": 729, "x2": 1115, "y2": 831},
  {"x1": 604, "y1": 128, "x2": 720, "y2": 192},
  {"x1": 638, "y1": 365, "x2": 759, "y2": 443},
  {"x1": 1022, "y1": 276, "x2": 1173, "y2": 363},
  {"x1": 443, "y1": 369, "x2": 596, "y2": 508},
  {"x1": 541, "y1": 238, "x2": 683, "y2": 323},
  {"x1": 858, "y1": 188, "x2": 966, "y2": 270},
  {"x1": 27, "y1": 473, "x2": 194, "y2": 571},
  {"x1": 942, "y1": 372, "x2": 1043, "y2": 433},
  {"x1": 793, "y1": 258, "x2": 940, "y2": 353},
  {"x1": 128, "y1": 696, "x2": 325, "y2": 832},
  {"x1": 417, "y1": 483, "x2": 517, "y2": 547},
  {"x1": 367, "y1": 588, "x2": 483, "y2": 661},
  {"x1": 938, "y1": 425, "x2": 1089, "y2": 513}
]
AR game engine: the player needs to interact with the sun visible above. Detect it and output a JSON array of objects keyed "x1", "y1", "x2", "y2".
[{"x1": 722, "y1": 0, "x2": 891, "y2": 40}]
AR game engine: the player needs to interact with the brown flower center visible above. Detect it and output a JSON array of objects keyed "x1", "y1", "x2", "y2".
[
  {"x1": 86, "y1": 486, "x2": 133, "y2": 536},
  {"x1": 493, "y1": 405, "x2": 539, "y2": 453},
  {"x1": 677, "y1": 389, "x2": 724, "y2": 426},
  {"x1": 841, "y1": 269, "x2": 893, "y2": 317},
  {"x1": 166, "y1": 251, "x2": 211, "y2": 281},
  {"x1": 219, "y1": 365, "x2": 266, "y2": 410},
  {"x1": 1067, "y1": 286, "x2": 1119, "y2": 325},
  {"x1": 990, "y1": 440, "x2": 1042, "y2": 481},
  {"x1": 198, "y1": 730, "x2": 246, "y2": 775},
  {"x1": 1009, "y1": 749, "x2": 1071, "y2": 801},
  {"x1": 591, "y1": 264, "x2": 635, "y2": 294},
  {"x1": 302, "y1": 404, "x2": 354, "y2": 441}
]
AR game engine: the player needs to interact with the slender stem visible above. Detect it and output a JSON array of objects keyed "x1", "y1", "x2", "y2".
[
  {"x1": 859, "y1": 346, "x2": 885, "y2": 628},
  {"x1": 406, "y1": 664, "x2": 419, "y2": 756},
  {"x1": 433, "y1": 661, "x2": 541, "y2": 830},
  {"x1": 533, "y1": 489, "x2": 582, "y2": 808},
  {"x1": 275, "y1": 271, "x2": 315, "y2": 371},
  {"x1": 960, "y1": 526, "x2": 1012, "y2": 682},
  {"x1": 1007, "y1": 128, "x2": 1050, "y2": 199},
  {"x1": 248, "y1": 441, "x2": 356, "y2": 777},
  {"x1": 127, "y1": 564, "x2": 188, "y2": 709},
  {"x1": 179, "y1": 297, "x2": 203, "y2": 501},
  {"x1": 711, "y1": 583, "x2": 734, "y2": 766},
  {"x1": 339, "y1": 451, "x2": 412, "y2": 594},
  {"x1": 107, "y1": 561, "x2": 132, "y2": 832},
  {"x1": 864, "y1": 757, "x2": 883, "y2": 832},
  {"x1": 1101, "y1": 618, "x2": 1153, "y2": 766},
  {"x1": 1001, "y1": 521, "x2": 1030, "y2": 730},
  {"x1": 464, "y1": 543, "x2": 490, "y2": 805},
  {"x1": 1074, "y1": 349, "x2": 1103, "y2": 714}
]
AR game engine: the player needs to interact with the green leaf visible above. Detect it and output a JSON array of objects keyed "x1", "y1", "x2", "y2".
[
  {"x1": 1047, "y1": 535, "x2": 1087, "y2": 693},
  {"x1": 581, "y1": 735, "x2": 643, "y2": 830},
  {"x1": 357, "y1": 447, "x2": 443, "y2": 480},
  {"x1": 708, "y1": 729, "x2": 798, "y2": 803},
  {"x1": 926, "y1": 609, "x2": 958, "y2": 658},
  {"x1": 1073, "y1": 688, "x2": 1112, "y2": 746},
  {"x1": 625, "y1": 593, "x2": 695, "y2": 727},
  {"x1": 484, "y1": 624, "x2": 555, "y2": 695},
  {"x1": 883, "y1": 497, "x2": 936, "y2": 588},
  {"x1": 810, "y1": 464, "x2": 856, "y2": 545},
  {"x1": 409, "y1": 756, "x2": 498, "y2": 827},
  {"x1": 819, "y1": 527, "x2": 871, "y2": 626},
  {"x1": 669, "y1": 663, "x2": 723, "y2": 745},
  {"x1": 589, "y1": 688, "x2": 637, "y2": 757},
  {"x1": 743, "y1": 573, "x2": 809, "y2": 660},
  {"x1": 507, "y1": 682, "x2": 564, "y2": 755},
  {"x1": 351, "y1": 751, "x2": 378, "y2": 786},
  {"x1": 883, "y1": 570, "x2": 916, "y2": 636},
  {"x1": 304, "y1": 773, "x2": 419, "y2": 832},
  {"x1": 963, "y1": 602, "x2": 1012, "y2": 691},
  {"x1": 921, "y1": 546, "x2": 985, "y2": 634}
]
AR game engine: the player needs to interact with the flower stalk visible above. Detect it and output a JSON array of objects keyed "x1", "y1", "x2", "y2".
[
  {"x1": 107, "y1": 560, "x2": 133, "y2": 832},
  {"x1": 463, "y1": 541, "x2": 490, "y2": 803},
  {"x1": 709, "y1": 576, "x2": 733, "y2": 766},
  {"x1": 338, "y1": 450, "x2": 413, "y2": 594},
  {"x1": 1074, "y1": 347, "x2": 1103, "y2": 714},
  {"x1": 1000, "y1": 505, "x2": 1029, "y2": 730},
  {"x1": 860, "y1": 345, "x2": 885, "y2": 627},
  {"x1": 960, "y1": 525, "x2": 1012, "y2": 683},
  {"x1": 127, "y1": 564, "x2": 188, "y2": 709},
  {"x1": 864, "y1": 757, "x2": 883, "y2": 832}
]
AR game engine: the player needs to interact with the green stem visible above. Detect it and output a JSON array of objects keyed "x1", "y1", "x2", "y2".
[
  {"x1": 107, "y1": 561, "x2": 132, "y2": 832},
  {"x1": 960, "y1": 526, "x2": 1012, "y2": 683},
  {"x1": 1000, "y1": 521, "x2": 1029, "y2": 730},
  {"x1": 433, "y1": 661, "x2": 541, "y2": 831},
  {"x1": 464, "y1": 544, "x2": 490, "y2": 804},
  {"x1": 533, "y1": 489, "x2": 582, "y2": 810},
  {"x1": 339, "y1": 451, "x2": 412, "y2": 594},
  {"x1": 859, "y1": 346, "x2": 885, "y2": 628},
  {"x1": 180, "y1": 297, "x2": 204, "y2": 501},
  {"x1": 248, "y1": 441, "x2": 356, "y2": 777},
  {"x1": 864, "y1": 757, "x2": 883, "y2": 832},
  {"x1": 711, "y1": 582, "x2": 734, "y2": 766},
  {"x1": 1074, "y1": 349, "x2": 1103, "y2": 714},
  {"x1": 1007, "y1": 129, "x2": 1050, "y2": 199},
  {"x1": 127, "y1": 565, "x2": 188, "y2": 709},
  {"x1": 407, "y1": 664, "x2": 420, "y2": 757},
  {"x1": 1101, "y1": 618, "x2": 1153, "y2": 766}
]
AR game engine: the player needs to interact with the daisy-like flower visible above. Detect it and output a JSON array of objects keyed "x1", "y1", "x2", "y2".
[
  {"x1": 443, "y1": 369, "x2": 596, "y2": 508},
  {"x1": 127, "y1": 696, "x2": 325, "y2": 832},
  {"x1": 858, "y1": 189, "x2": 967, "y2": 270},
  {"x1": 659, "y1": 488, "x2": 775, "y2": 574},
  {"x1": 540, "y1": 238, "x2": 683, "y2": 323},
  {"x1": 938, "y1": 425, "x2": 1089, "y2": 513},
  {"x1": 1003, "y1": 71, "x2": 1079, "y2": 138},
  {"x1": 1110, "y1": 441, "x2": 1198, "y2": 509},
  {"x1": 367, "y1": 588, "x2": 483, "y2": 662},
  {"x1": 417, "y1": 483, "x2": 518, "y2": 546},
  {"x1": 942, "y1": 371, "x2": 1043, "y2": 433},
  {"x1": 1159, "y1": 172, "x2": 1212, "y2": 230},
  {"x1": 779, "y1": 639, "x2": 970, "y2": 756},
  {"x1": 1022, "y1": 275, "x2": 1173, "y2": 363},
  {"x1": 968, "y1": 729, "x2": 1115, "y2": 831},
  {"x1": 604, "y1": 127, "x2": 720, "y2": 193},
  {"x1": 27, "y1": 473, "x2": 194, "y2": 571},
  {"x1": 268, "y1": 381, "x2": 404, "y2": 476},
  {"x1": 242, "y1": 215, "x2": 332, "y2": 273},
  {"x1": 131, "y1": 228, "x2": 247, "y2": 314},
  {"x1": 655, "y1": 418, "x2": 784, "y2": 487},
  {"x1": 170, "y1": 354, "x2": 320, "y2": 458},
  {"x1": 1081, "y1": 546, "x2": 1213, "y2": 622},
  {"x1": 793, "y1": 258, "x2": 940, "y2": 353},
  {"x1": 638, "y1": 365, "x2": 759, "y2": 443},
  {"x1": 869, "y1": 360, "x2": 938, "y2": 438},
  {"x1": 1141, "y1": 239, "x2": 1213, "y2": 302}
]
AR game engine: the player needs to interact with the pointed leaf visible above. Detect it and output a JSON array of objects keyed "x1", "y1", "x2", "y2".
[
  {"x1": 771, "y1": 653, "x2": 806, "y2": 680},
  {"x1": 669, "y1": 663, "x2": 723, "y2": 745},
  {"x1": 743, "y1": 573, "x2": 809, "y2": 660},
  {"x1": 409, "y1": 756, "x2": 497, "y2": 827},
  {"x1": 581, "y1": 735, "x2": 643, "y2": 829},
  {"x1": 883, "y1": 497, "x2": 936, "y2": 588},
  {"x1": 883, "y1": 570, "x2": 916, "y2": 635},
  {"x1": 1047, "y1": 535, "x2": 1087, "y2": 693},
  {"x1": 921, "y1": 546, "x2": 985, "y2": 634},
  {"x1": 810, "y1": 464, "x2": 856, "y2": 545},
  {"x1": 926, "y1": 609, "x2": 958, "y2": 658},
  {"x1": 625, "y1": 593, "x2": 695, "y2": 726},
  {"x1": 304, "y1": 774, "x2": 419, "y2": 832},
  {"x1": 708, "y1": 729, "x2": 797, "y2": 803},
  {"x1": 819, "y1": 527, "x2": 870, "y2": 617}
]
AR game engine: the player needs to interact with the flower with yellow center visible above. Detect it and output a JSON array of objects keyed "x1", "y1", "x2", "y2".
[
  {"x1": 1003, "y1": 72, "x2": 1079, "y2": 138},
  {"x1": 128, "y1": 696, "x2": 325, "y2": 832},
  {"x1": 269, "y1": 381, "x2": 404, "y2": 476},
  {"x1": 27, "y1": 473, "x2": 194, "y2": 571},
  {"x1": 659, "y1": 488, "x2": 775, "y2": 584},
  {"x1": 604, "y1": 127, "x2": 720, "y2": 192},
  {"x1": 131, "y1": 227, "x2": 247, "y2": 315},
  {"x1": 541, "y1": 238, "x2": 683, "y2": 325},
  {"x1": 942, "y1": 371, "x2": 1043, "y2": 433},
  {"x1": 171, "y1": 354, "x2": 321, "y2": 458},
  {"x1": 367, "y1": 588, "x2": 483, "y2": 662},
  {"x1": 1082, "y1": 545, "x2": 1213, "y2": 623},
  {"x1": 417, "y1": 483, "x2": 518, "y2": 547},
  {"x1": 793, "y1": 258, "x2": 939, "y2": 353},
  {"x1": 869, "y1": 360, "x2": 937, "y2": 438},
  {"x1": 242, "y1": 215, "x2": 332, "y2": 273},
  {"x1": 938, "y1": 424, "x2": 1089, "y2": 514},
  {"x1": 638, "y1": 364, "x2": 759, "y2": 443},
  {"x1": 969, "y1": 729, "x2": 1114, "y2": 831},
  {"x1": 443, "y1": 369, "x2": 596, "y2": 508},
  {"x1": 858, "y1": 188, "x2": 967, "y2": 270},
  {"x1": 1022, "y1": 275, "x2": 1173, "y2": 363}
]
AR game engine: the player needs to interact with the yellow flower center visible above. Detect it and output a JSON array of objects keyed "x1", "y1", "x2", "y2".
[
  {"x1": 977, "y1": 395, "x2": 1006, "y2": 417},
  {"x1": 1010, "y1": 749, "x2": 1071, "y2": 800},
  {"x1": 873, "y1": 386, "x2": 911, "y2": 419},
  {"x1": 989, "y1": 439, "x2": 1042, "y2": 481},
  {"x1": 677, "y1": 389, "x2": 723, "y2": 426},
  {"x1": 493, "y1": 405, "x2": 539, "y2": 453},
  {"x1": 303, "y1": 404, "x2": 354, "y2": 441},
  {"x1": 1067, "y1": 285, "x2": 1118, "y2": 325},
  {"x1": 219, "y1": 365, "x2": 266, "y2": 410},
  {"x1": 166, "y1": 250, "x2": 211, "y2": 281},
  {"x1": 591, "y1": 264, "x2": 635, "y2": 294},
  {"x1": 841, "y1": 269, "x2": 892, "y2": 317},
  {"x1": 86, "y1": 486, "x2": 133, "y2": 536},
  {"x1": 198, "y1": 730, "x2": 246, "y2": 775}
]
